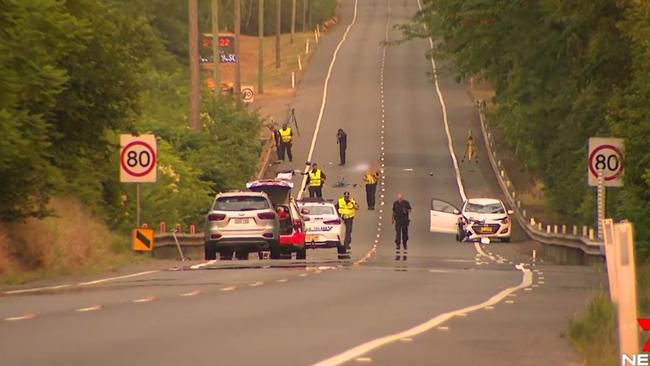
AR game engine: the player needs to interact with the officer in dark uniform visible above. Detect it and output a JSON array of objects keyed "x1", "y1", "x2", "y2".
[
  {"x1": 392, "y1": 193, "x2": 412, "y2": 251},
  {"x1": 336, "y1": 128, "x2": 347, "y2": 165}
]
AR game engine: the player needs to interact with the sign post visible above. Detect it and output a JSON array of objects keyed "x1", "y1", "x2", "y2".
[
  {"x1": 120, "y1": 134, "x2": 157, "y2": 230},
  {"x1": 588, "y1": 137, "x2": 624, "y2": 241}
]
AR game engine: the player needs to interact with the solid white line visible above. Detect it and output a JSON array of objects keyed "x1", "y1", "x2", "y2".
[
  {"x1": 298, "y1": 0, "x2": 359, "y2": 197},
  {"x1": 3, "y1": 270, "x2": 160, "y2": 295},
  {"x1": 77, "y1": 270, "x2": 160, "y2": 286},
  {"x1": 311, "y1": 266, "x2": 532, "y2": 366},
  {"x1": 416, "y1": 0, "x2": 466, "y2": 202}
]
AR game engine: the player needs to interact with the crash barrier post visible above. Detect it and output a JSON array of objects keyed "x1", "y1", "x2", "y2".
[
  {"x1": 172, "y1": 229, "x2": 188, "y2": 261},
  {"x1": 159, "y1": 222, "x2": 166, "y2": 233},
  {"x1": 476, "y1": 99, "x2": 604, "y2": 259}
]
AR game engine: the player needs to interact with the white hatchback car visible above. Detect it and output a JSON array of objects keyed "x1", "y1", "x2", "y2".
[
  {"x1": 430, "y1": 197, "x2": 513, "y2": 242},
  {"x1": 298, "y1": 198, "x2": 346, "y2": 253}
]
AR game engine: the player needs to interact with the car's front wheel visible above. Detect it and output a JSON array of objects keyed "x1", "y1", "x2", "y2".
[
  {"x1": 219, "y1": 249, "x2": 233, "y2": 260},
  {"x1": 235, "y1": 250, "x2": 249, "y2": 260}
]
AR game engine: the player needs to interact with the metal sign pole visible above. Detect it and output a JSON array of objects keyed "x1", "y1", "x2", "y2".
[
  {"x1": 136, "y1": 183, "x2": 141, "y2": 228},
  {"x1": 597, "y1": 169, "x2": 605, "y2": 240}
]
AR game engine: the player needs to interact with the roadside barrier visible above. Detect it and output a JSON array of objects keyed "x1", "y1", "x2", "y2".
[{"x1": 476, "y1": 100, "x2": 604, "y2": 259}]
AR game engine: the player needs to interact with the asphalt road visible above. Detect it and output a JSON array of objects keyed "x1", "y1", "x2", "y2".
[{"x1": 0, "y1": 1, "x2": 601, "y2": 365}]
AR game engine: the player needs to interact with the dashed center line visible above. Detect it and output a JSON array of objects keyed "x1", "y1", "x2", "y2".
[
  {"x1": 220, "y1": 286, "x2": 237, "y2": 292},
  {"x1": 249, "y1": 281, "x2": 264, "y2": 287},
  {"x1": 180, "y1": 290, "x2": 201, "y2": 297},
  {"x1": 76, "y1": 304, "x2": 103, "y2": 312},
  {"x1": 132, "y1": 296, "x2": 156, "y2": 303},
  {"x1": 4, "y1": 314, "x2": 36, "y2": 322}
]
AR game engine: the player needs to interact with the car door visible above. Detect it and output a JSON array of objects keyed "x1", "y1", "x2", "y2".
[{"x1": 430, "y1": 198, "x2": 460, "y2": 234}]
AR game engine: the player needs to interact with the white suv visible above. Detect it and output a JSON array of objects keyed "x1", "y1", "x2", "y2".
[{"x1": 204, "y1": 191, "x2": 279, "y2": 260}]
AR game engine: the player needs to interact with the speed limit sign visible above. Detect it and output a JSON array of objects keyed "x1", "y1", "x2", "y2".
[
  {"x1": 241, "y1": 85, "x2": 255, "y2": 103},
  {"x1": 120, "y1": 134, "x2": 157, "y2": 183},
  {"x1": 588, "y1": 137, "x2": 624, "y2": 187}
]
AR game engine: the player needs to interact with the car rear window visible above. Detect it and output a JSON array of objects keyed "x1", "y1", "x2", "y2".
[
  {"x1": 214, "y1": 196, "x2": 270, "y2": 211},
  {"x1": 304, "y1": 205, "x2": 335, "y2": 216}
]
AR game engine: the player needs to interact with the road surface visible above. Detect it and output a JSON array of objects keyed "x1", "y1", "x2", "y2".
[{"x1": 0, "y1": 1, "x2": 600, "y2": 365}]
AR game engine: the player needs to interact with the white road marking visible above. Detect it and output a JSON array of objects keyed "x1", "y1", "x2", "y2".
[
  {"x1": 3, "y1": 270, "x2": 160, "y2": 295},
  {"x1": 180, "y1": 290, "x2": 201, "y2": 297},
  {"x1": 277, "y1": 278, "x2": 289, "y2": 283},
  {"x1": 76, "y1": 304, "x2": 102, "y2": 312},
  {"x1": 437, "y1": 326, "x2": 449, "y2": 331},
  {"x1": 505, "y1": 300, "x2": 515, "y2": 304},
  {"x1": 249, "y1": 281, "x2": 264, "y2": 287},
  {"x1": 220, "y1": 286, "x2": 237, "y2": 292},
  {"x1": 299, "y1": 273, "x2": 309, "y2": 277},
  {"x1": 399, "y1": 337, "x2": 413, "y2": 342},
  {"x1": 190, "y1": 259, "x2": 218, "y2": 270},
  {"x1": 4, "y1": 314, "x2": 36, "y2": 321},
  {"x1": 132, "y1": 296, "x2": 156, "y2": 303},
  {"x1": 311, "y1": 265, "x2": 533, "y2": 366},
  {"x1": 298, "y1": 0, "x2": 359, "y2": 197},
  {"x1": 355, "y1": 357, "x2": 372, "y2": 363}
]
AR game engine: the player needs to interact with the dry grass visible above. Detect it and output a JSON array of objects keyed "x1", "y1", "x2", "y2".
[
  {"x1": 203, "y1": 32, "x2": 319, "y2": 97},
  {"x1": 0, "y1": 197, "x2": 145, "y2": 285}
]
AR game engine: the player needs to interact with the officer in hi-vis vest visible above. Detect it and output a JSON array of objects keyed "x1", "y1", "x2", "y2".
[
  {"x1": 363, "y1": 168, "x2": 380, "y2": 210},
  {"x1": 278, "y1": 122, "x2": 293, "y2": 162},
  {"x1": 304, "y1": 163, "x2": 326, "y2": 198},
  {"x1": 335, "y1": 191, "x2": 359, "y2": 253}
]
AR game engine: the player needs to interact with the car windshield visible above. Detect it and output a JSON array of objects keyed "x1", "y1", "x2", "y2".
[
  {"x1": 214, "y1": 196, "x2": 270, "y2": 211},
  {"x1": 465, "y1": 202, "x2": 505, "y2": 214},
  {"x1": 304, "y1": 205, "x2": 335, "y2": 216}
]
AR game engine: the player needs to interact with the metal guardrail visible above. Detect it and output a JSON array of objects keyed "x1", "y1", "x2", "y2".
[
  {"x1": 154, "y1": 233, "x2": 203, "y2": 248},
  {"x1": 476, "y1": 100, "x2": 604, "y2": 257}
]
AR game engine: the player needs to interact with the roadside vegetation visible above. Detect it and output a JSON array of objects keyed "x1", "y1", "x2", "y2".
[
  {"x1": 407, "y1": 0, "x2": 650, "y2": 363},
  {"x1": 0, "y1": 0, "x2": 336, "y2": 283}
]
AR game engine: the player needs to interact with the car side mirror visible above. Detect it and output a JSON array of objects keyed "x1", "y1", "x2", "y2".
[
  {"x1": 507, "y1": 210, "x2": 514, "y2": 215},
  {"x1": 302, "y1": 216, "x2": 310, "y2": 221},
  {"x1": 453, "y1": 209, "x2": 460, "y2": 215},
  {"x1": 301, "y1": 208, "x2": 310, "y2": 215}
]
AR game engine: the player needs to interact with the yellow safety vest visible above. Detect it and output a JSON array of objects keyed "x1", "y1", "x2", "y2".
[
  {"x1": 308, "y1": 169, "x2": 322, "y2": 187},
  {"x1": 338, "y1": 197, "x2": 356, "y2": 218},
  {"x1": 279, "y1": 128, "x2": 292, "y2": 143},
  {"x1": 364, "y1": 172, "x2": 377, "y2": 185}
]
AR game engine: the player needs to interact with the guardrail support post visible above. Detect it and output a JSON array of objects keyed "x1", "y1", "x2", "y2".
[
  {"x1": 582, "y1": 225, "x2": 588, "y2": 237},
  {"x1": 553, "y1": 225, "x2": 558, "y2": 234},
  {"x1": 589, "y1": 228, "x2": 595, "y2": 241},
  {"x1": 562, "y1": 225, "x2": 567, "y2": 234},
  {"x1": 160, "y1": 222, "x2": 166, "y2": 233},
  {"x1": 522, "y1": 209, "x2": 527, "y2": 218},
  {"x1": 538, "y1": 222, "x2": 542, "y2": 231},
  {"x1": 546, "y1": 225, "x2": 551, "y2": 234},
  {"x1": 573, "y1": 225, "x2": 578, "y2": 236}
]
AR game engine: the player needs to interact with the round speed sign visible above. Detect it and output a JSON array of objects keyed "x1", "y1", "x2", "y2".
[
  {"x1": 587, "y1": 138, "x2": 624, "y2": 187},
  {"x1": 120, "y1": 135, "x2": 157, "y2": 183}
]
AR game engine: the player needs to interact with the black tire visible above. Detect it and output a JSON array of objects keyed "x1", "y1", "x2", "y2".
[
  {"x1": 270, "y1": 247, "x2": 281, "y2": 259},
  {"x1": 296, "y1": 248, "x2": 307, "y2": 260},
  {"x1": 219, "y1": 249, "x2": 233, "y2": 260},
  {"x1": 204, "y1": 245, "x2": 217, "y2": 260},
  {"x1": 337, "y1": 244, "x2": 346, "y2": 254},
  {"x1": 235, "y1": 250, "x2": 249, "y2": 260}
]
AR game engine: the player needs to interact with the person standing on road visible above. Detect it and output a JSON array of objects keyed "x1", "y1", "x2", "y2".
[
  {"x1": 270, "y1": 123, "x2": 282, "y2": 161},
  {"x1": 336, "y1": 191, "x2": 359, "y2": 252},
  {"x1": 304, "y1": 163, "x2": 326, "y2": 198},
  {"x1": 278, "y1": 122, "x2": 293, "y2": 162},
  {"x1": 363, "y1": 168, "x2": 379, "y2": 210},
  {"x1": 392, "y1": 193, "x2": 412, "y2": 251},
  {"x1": 336, "y1": 128, "x2": 347, "y2": 165}
]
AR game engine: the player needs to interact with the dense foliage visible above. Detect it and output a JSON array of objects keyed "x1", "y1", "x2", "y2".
[
  {"x1": 411, "y1": 0, "x2": 650, "y2": 257},
  {"x1": 0, "y1": 0, "x2": 266, "y2": 232}
]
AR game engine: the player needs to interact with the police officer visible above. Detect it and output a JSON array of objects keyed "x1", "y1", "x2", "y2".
[
  {"x1": 304, "y1": 162, "x2": 326, "y2": 198},
  {"x1": 363, "y1": 168, "x2": 379, "y2": 210},
  {"x1": 336, "y1": 128, "x2": 347, "y2": 165},
  {"x1": 336, "y1": 191, "x2": 359, "y2": 252},
  {"x1": 392, "y1": 193, "x2": 412, "y2": 251},
  {"x1": 278, "y1": 122, "x2": 293, "y2": 162}
]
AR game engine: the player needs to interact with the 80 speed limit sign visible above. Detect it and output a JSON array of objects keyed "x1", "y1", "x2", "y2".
[
  {"x1": 120, "y1": 134, "x2": 157, "y2": 183},
  {"x1": 588, "y1": 137, "x2": 624, "y2": 187}
]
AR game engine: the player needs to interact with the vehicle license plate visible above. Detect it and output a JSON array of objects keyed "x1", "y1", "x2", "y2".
[
  {"x1": 233, "y1": 218, "x2": 249, "y2": 224},
  {"x1": 479, "y1": 226, "x2": 492, "y2": 233},
  {"x1": 306, "y1": 234, "x2": 319, "y2": 242}
]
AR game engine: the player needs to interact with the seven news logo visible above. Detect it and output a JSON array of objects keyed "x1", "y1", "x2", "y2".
[{"x1": 621, "y1": 319, "x2": 650, "y2": 366}]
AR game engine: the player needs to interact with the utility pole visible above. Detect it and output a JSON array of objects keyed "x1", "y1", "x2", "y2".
[
  {"x1": 302, "y1": 0, "x2": 307, "y2": 32},
  {"x1": 290, "y1": 0, "x2": 296, "y2": 43},
  {"x1": 258, "y1": 0, "x2": 264, "y2": 94},
  {"x1": 234, "y1": 0, "x2": 241, "y2": 98},
  {"x1": 188, "y1": 0, "x2": 200, "y2": 131},
  {"x1": 211, "y1": 0, "x2": 220, "y2": 100},
  {"x1": 276, "y1": 0, "x2": 281, "y2": 68}
]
